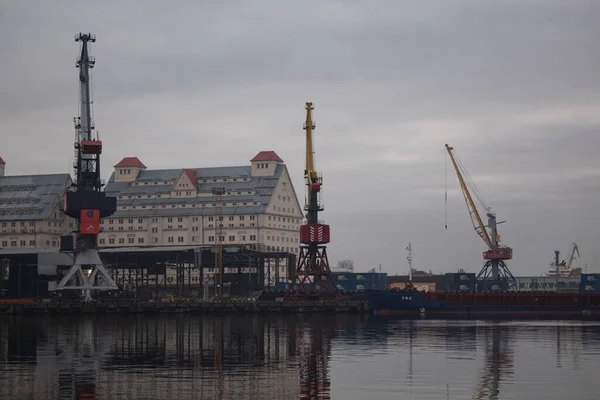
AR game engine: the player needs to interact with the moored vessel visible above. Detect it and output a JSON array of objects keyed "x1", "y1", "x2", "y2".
[{"x1": 365, "y1": 288, "x2": 600, "y2": 318}]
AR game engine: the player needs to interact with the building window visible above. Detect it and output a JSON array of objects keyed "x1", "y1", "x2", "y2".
[
  {"x1": 119, "y1": 238, "x2": 125, "y2": 244},
  {"x1": 168, "y1": 217, "x2": 173, "y2": 222},
  {"x1": 152, "y1": 227, "x2": 158, "y2": 233},
  {"x1": 138, "y1": 219, "x2": 143, "y2": 223},
  {"x1": 1, "y1": 241, "x2": 7, "y2": 247},
  {"x1": 177, "y1": 237, "x2": 184, "y2": 243},
  {"x1": 99, "y1": 239, "x2": 105, "y2": 244},
  {"x1": 20, "y1": 240, "x2": 26, "y2": 246},
  {"x1": 228, "y1": 235, "x2": 235, "y2": 242},
  {"x1": 250, "y1": 216, "x2": 255, "y2": 220},
  {"x1": 229, "y1": 216, "x2": 234, "y2": 221},
  {"x1": 178, "y1": 217, "x2": 183, "y2": 222},
  {"x1": 208, "y1": 217, "x2": 214, "y2": 221},
  {"x1": 138, "y1": 237, "x2": 144, "y2": 244},
  {"x1": 11, "y1": 241, "x2": 17, "y2": 246},
  {"x1": 168, "y1": 237, "x2": 174, "y2": 243},
  {"x1": 52, "y1": 241, "x2": 56, "y2": 247},
  {"x1": 109, "y1": 238, "x2": 115, "y2": 244},
  {"x1": 208, "y1": 236, "x2": 215, "y2": 242},
  {"x1": 250, "y1": 235, "x2": 256, "y2": 241},
  {"x1": 128, "y1": 238, "x2": 134, "y2": 244},
  {"x1": 241, "y1": 235, "x2": 246, "y2": 241}
]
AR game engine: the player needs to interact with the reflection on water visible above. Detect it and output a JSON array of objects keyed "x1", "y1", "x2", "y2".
[{"x1": 0, "y1": 315, "x2": 599, "y2": 399}]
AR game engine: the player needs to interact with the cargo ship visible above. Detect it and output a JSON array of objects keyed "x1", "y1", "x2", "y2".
[{"x1": 365, "y1": 283, "x2": 600, "y2": 318}]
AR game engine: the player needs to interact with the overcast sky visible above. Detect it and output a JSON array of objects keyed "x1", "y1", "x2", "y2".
[{"x1": 1, "y1": 0, "x2": 599, "y2": 276}]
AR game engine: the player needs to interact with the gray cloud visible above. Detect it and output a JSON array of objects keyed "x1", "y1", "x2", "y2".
[{"x1": 1, "y1": 0, "x2": 599, "y2": 275}]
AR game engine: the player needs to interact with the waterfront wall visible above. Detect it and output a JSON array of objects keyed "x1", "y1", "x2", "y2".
[{"x1": 0, "y1": 299, "x2": 370, "y2": 315}]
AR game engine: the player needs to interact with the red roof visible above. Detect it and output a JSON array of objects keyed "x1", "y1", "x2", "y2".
[
  {"x1": 114, "y1": 157, "x2": 146, "y2": 168},
  {"x1": 183, "y1": 169, "x2": 198, "y2": 189},
  {"x1": 251, "y1": 151, "x2": 283, "y2": 163},
  {"x1": 0, "y1": 157, "x2": 5, "y2": 165}
]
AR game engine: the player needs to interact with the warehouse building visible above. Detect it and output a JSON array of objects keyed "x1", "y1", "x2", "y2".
[
  {"x1": 0, "y1": 157, "x2": 74, "y2": 251},
  {"x1": 0, "y1": 151, "x2": 304, "y2": 296},
  {"x1": 101, "y1": 150, "x2": 303, "y2": 252},
  {"x1": 99, "y1": 150, "x2": 304, "y2": 284}
]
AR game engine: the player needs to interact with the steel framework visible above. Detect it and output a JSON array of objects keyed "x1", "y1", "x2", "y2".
[
  {"x1": 288, "y1": 103, "x2": 339, "y2": 298},
  {"x1": 212, "y1": 187, "x2": 226, "y2": 297},
  {"x1": 54, "y1": 33, "x2": 118, "y2": 301}
]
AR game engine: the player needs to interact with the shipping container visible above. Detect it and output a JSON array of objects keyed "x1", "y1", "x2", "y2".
[
  {"x1": 581, "y1": 274, "x2": 600, "y2": 285},
  {"x1": 579, "y1": 283, "x2": 600, "y2": 293},
  {"x1": 445, "y1": 273, "x2": 476, "y2": 291},
  {"x1": 477, "y1": 279, "x2": 509, "y2": 292},
  {"x1": 272, "y1": 273, "x2": 388, "y2": 292}
]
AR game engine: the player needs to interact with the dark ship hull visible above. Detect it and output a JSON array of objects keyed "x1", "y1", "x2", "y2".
[{"x1": 365, "y1": 289, "x2": 600, "y2": 318}]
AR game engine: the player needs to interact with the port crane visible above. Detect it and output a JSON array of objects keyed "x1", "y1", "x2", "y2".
[
  {"x1": 445, "y1": 144, "x2": 515, "y2": 284},
  {"x1": 287, "y1": 102, "x2": 339, "y2": 298},
  {"x1": 53, "y1": 33, "x2": 118, "y2": 301}
]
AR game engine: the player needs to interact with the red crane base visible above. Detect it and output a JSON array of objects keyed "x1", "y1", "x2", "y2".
[
  {"x1": 483, "y1": 247, "x2": 513, "y2": 260},
  {"x1": 286, "y1": 245, "x2": 341, "y2": 299}
]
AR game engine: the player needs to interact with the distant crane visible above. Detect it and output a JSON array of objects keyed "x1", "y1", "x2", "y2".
[
  {"x1": 287, "y1": 102, "x2": 339, "y2": 298},
  {"x1": 445, "y1": 144, "x2": 515, "y2": 284},
  {"x1": 548, "y1": 243, "x2": 581, "y2": 278}
]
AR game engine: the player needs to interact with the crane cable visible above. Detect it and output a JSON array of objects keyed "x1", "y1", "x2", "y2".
[{"x1": 445, "y1": 149, "x2": 448, "y2": 230}]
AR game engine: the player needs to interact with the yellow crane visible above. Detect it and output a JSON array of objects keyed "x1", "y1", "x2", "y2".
[
  {"x1": 445, "y1": 144, "x2": 515, "y2": 285},
  {"x1": 287, "y1": 102, "x2": 338, "y2": 298},
  {"x1": 303, "y1": 102, "x2": 323, "y2": 222}
]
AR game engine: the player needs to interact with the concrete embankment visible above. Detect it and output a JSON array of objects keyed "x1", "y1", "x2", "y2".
[{"x1": 0, "y1": 300, "x2": 371, "y2": 315}]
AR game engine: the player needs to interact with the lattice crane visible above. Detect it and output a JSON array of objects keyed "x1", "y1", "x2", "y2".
[
  {"x1": 445, "y1": 144, "x2": 515, "y2": 283},
  {"x1": 54, "y1": 33, "x2": 118, "y2": 301},
  {"x1": 287, "y1": 102, "x2": 339, "y2": 298}
]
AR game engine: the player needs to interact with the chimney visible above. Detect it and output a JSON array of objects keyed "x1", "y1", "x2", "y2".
[{"x1": 0, "y1": 157, "x2": 5, "y2": 177}]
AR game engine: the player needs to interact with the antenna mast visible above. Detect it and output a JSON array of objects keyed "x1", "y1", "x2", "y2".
[{"x1": 407, "y1": 242, "x2": 413, "y2": 282}]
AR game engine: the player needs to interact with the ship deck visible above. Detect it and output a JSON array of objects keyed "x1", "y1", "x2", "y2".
[{"x1": 427, "y1": 291, "x2": 600, "y2": 307}]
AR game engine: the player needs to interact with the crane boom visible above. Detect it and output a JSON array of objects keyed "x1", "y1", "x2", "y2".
[
  {"x1": 445, "y1": 144, "x2": 492, "y2": 249},
  {"x1": 305, "y1": 102, "x2": 317, "y2": 184},
  {"x1": 568, "y1": 243, "x2": 580, "y2": 268},
  {"x1": 304, "y1": 102, "x2": 323, "y2": 224}
]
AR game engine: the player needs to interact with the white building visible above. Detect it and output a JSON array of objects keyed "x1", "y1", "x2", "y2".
[
  {"x1": 0, "y1": 157, "x2": 74, "y2": 250},
  {"x1": 101, "y1": 151, "x2": 304, "y2": 254}
]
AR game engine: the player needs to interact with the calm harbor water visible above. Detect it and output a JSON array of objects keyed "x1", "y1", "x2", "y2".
[{"x1": 0, "y1": 314, "x2": 597, "y2": 399}]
